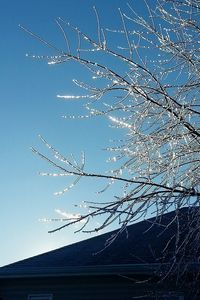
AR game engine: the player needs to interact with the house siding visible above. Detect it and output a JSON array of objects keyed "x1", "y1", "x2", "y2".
[{"x1": 0, "y1": 275, "x2": 190, "y2": 300}]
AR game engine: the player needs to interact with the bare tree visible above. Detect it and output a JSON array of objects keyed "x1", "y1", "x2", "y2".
[{"x1": 21, "y1": 0, "x2": 200, "y2": 238}]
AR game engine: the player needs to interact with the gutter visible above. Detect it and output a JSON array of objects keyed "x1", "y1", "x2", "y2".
[{"x1": 0, "y1": 263, "x2": 199, "y2": 279}]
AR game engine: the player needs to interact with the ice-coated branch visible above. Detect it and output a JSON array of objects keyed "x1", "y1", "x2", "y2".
[{"x1": 23, "y1": 2, "x2": 200, "y2": 277}]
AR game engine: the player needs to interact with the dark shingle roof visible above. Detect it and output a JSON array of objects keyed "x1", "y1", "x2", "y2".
[{"x1": 0, "y1": 207, "x2": 199, "y2": 277}]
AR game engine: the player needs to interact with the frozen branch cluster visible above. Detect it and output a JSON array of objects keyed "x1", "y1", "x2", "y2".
[{"x1": 24, "y1": 0, "x2": 200, "y2": 235}]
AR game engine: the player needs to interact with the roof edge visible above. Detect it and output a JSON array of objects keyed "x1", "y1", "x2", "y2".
[{"x1": 0, "y1": 263, "x2": 199, "y2": 279}]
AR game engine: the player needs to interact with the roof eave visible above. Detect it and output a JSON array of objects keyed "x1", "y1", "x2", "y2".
[{"x1": 0, "y1": 263, "x2": 199, "y2": 279}]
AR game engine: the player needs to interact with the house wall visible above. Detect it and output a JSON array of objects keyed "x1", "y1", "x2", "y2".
[{"x1": 0, "y1": 275, "x2": 195, "y2": 300}]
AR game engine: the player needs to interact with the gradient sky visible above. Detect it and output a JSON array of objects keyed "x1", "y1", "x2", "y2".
[{"x1": 1, "y1": 0, "x2": 147, "y2": 266}]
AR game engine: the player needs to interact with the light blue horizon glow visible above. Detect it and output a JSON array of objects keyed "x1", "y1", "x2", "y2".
[{"x1": 1, "y1": 0, "x2": 147, "y2": 267}]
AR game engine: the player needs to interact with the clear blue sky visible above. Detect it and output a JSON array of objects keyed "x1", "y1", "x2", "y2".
[{"x1": 1, "y1": 0, "x2": 146, "y2": 266}]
